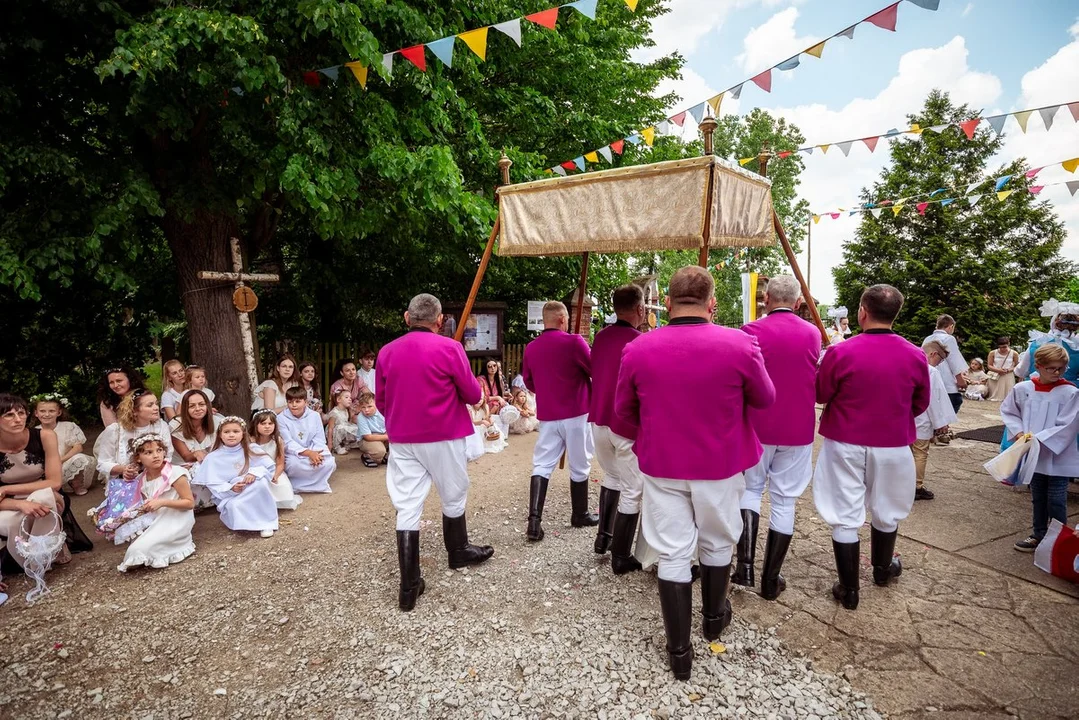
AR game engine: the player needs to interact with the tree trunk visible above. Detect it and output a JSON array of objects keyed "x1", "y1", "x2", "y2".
[{"x1": 164, "y1": 209, "x2": 253, "y2": 418}]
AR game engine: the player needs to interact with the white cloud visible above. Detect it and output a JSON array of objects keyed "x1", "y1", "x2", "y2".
[
  {"x1": 635, "y1": 0, "x2": 805, "y2": 63},
  {"x1": 734, "y1": 7, "x2": 820, "y2": 76},
  {"x1": 961, "y1": 3, "x2": 975, "y2": 18}
]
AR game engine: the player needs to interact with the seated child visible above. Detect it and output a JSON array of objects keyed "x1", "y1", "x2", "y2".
[
  {"x1": 249, "y1": 409, "x2": 302, "y2": 511},
  {"x1": 180, "y1": 365, "x2": 217, "y2": 413},
  {"x1": 326, "y1": 389, "x2": 362, "y2": 456},
  {"x1": 964, "y1": 358, "x2": 989, "y2": 400},
  {"x1": 33, "y1": 394, "x2": 98, "y2": 495},
  {"x1": 508, "y1": 388, "x2": 539, "y2": 435},
  {"x1": 194, "y1": 417, "x2": 280, "y2": 538},
  {"x1": 1001, "y1": 344, "x2": 1079, "y2": 553},
  {"x1": 91, "y1": 432, "x2": 196, "y2": 573},
  {"x1": 276, "y1": 386, "x2": 336, "y2": 493},
  {"x1": 355, "y1": 392, "x2": 389, "y2": 468}
]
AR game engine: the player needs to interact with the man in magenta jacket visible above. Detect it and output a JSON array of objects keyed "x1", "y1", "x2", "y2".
[
  {"x1": 376, "y1": 293, "x2": 494, "y2": 612},
  {"x1": 616, "y1": 266, "x2": 775, "y2": 680}
]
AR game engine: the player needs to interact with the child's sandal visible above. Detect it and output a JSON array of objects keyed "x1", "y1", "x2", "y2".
[{"x1": 362, "y1": 455, "x2": 379, "y2": 468}]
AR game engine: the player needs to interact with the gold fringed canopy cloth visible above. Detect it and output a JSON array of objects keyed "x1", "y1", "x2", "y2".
[{"x1": 496, "y1": 156, "x2": 774, "y2": 257}]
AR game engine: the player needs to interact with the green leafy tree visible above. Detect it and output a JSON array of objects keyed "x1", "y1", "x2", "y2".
[{"x1": 833, "y1": 90, "x2": 1073, "y2": 356}]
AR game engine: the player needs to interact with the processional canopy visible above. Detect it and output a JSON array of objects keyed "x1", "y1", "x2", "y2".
[{"x1": 496, "y1": 155, "x2": 775, "y2": 257}]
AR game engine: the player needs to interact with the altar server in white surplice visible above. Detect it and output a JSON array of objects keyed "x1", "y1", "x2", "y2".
[{"x1": 277, "y1": 387, "x2": 336, "y2": 493}]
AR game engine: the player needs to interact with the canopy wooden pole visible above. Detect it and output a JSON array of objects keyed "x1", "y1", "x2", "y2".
[
  {"x1": 455, "y1": 153, "x2": 512, "y2": 342},
  {"x1": 572, "y1": 252, "x2": 591, "y2": 334},
  {"x1": 698, "y1": 112, "x2": 719, "y2": 268}
]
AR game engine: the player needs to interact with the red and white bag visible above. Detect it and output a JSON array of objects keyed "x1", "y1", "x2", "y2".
[{"x1": 1034, "y1": 519, "x2": 1079, "y2": 584}]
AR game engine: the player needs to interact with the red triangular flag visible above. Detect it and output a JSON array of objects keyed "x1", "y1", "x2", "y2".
[
  {"x1": 525, "y1": 8, "x2": 559, "y2": 29},
  {"x1": 750, "y1": 69, "x2": 772, "y2": 93},
  {"x1": 865, "y1": 2, "x2": 899, "y2": 32},
  {"x1": 916, "y1": 202, "x2": 929, "y2": 215},
  {"x1": 670, "y1": 111, "x2": 687, "y2": 127},
  {"x1": 959, "y1": 118, "x2": 980, "y2": 139},
  {"x1": 302, "y1": 71, "x2": 321, "y2": 87},
  {"x1": 1069, "y1": 102, "x2": 1079, "y2": 122},
  {"x1": 777, "y1": 151, "x2": 792, "y2": 159},
  {"x1": 399, "y1": 45, "x2": 427, "y2": 71},
  {"x1": 561, "y1": 160, "x2": 576, "y2": 170},
  {"x1": 862, "y1": 136, "x2": 880, "y2": 152},
  {"x1": 1030, "y1": 186, "x2": 1044, "y2": 195},
  {"x1": 611, "y1": 139, "x2": 625, "y2": 155},
  {"x1": 829, "y1": 212, "x2": 840, "y2": 220}
]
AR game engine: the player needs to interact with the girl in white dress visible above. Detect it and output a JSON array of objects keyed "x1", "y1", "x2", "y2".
[
  {"x1": 325, "y1": 389, "x2": 361, "y2": 455},
  {"x1": 33, "y1": 394, "x2": 97, "y2": 495},
  {"x1": 112, "y1": 433, "x2": 196, "y2": 572},
  {"x1": 94, "y1": 390, "x2": 175, "y2": 483},
  {"x1": 160, "y1": 359, "x2": 187, "y2": 421},
  {"x1": 252, "y1": 354, "x2": 299, "y2": 414},
  {"x1": 169, "y1": 389, "x2": 220, "y2": 511},
  {"x1": 180, "y1": 365, "x2": 217, "y2": 412},
  {"x1": 194, "y1": 417, "x2": 280, "y2": 537},
  {"x1": 249, "y1": 410, "x2": 302, "y2": 511}
]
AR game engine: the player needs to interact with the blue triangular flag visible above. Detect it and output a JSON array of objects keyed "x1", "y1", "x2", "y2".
[
  {"x1": 574, "y1": 156, "x2": 586, "y2": 171},
  {"x1": 230, "y1": 86, "x2": 245, "y2": 96},
  {"x1": 625, "y1": 134, "x2": 642, "y2": 146},
  {"x1": 318, "y1": 66, "x2": 340, "y2": 81},
  {"x1": 849, "y1": 210, "x2": 858, "y2": 216},
  {"x1": 776, "y1": 56, "x2": 800, "y2": 71},
  {"x1": 994, "y1": 175, "x2": 1012, "y2": 192},
  {"x1": 906, "y1": 0, "x2": 940, "y2": 9},
  {"x1": 800, "y1": 147, "x2": 814, "y2": 155},
  {"x1": 688, "y1": 102, "x2": 708, "y2": 124},
  {"x1": 426, "y1": 37, "x2": 456, "y2": 67},
  {"x1": 565, "y1": 0, "x2": 598, "y2": 20},
  {"x1": 986, "y1": 115, "x2": 1007, "y2": 136},
  {"x1": 729, "y1": 83, "x2": 743, "y2": 100},
  {"x1": 941, "y1": 198, "x2": 956, "y2": 206},
  {"x1": 884, "y1": 128, "x2": 900, "y2": 137},
  {"x1": 929, "y1": 188, "x2": 946, "y2": 198}
]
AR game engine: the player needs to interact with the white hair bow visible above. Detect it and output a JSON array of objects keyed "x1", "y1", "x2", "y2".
[
  {"x1": 827, "y1": 306, "x2": 848, "y2": 320},
  {"x1": 1040, "y1": 298, "x2": 1079, "y2": 317}
]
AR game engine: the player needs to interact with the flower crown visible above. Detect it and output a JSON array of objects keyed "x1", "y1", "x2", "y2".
[
  {"x1": 252, "y1": 408, "x2": 276, "y2": 420},
  {"x1": 31, "y1": 392, "x2": 69, "y2": 407},
  {"x1": 131, "y1": 433, "x2": 166, "y2": 452},
  {"x1": 1039, "y1": 298, "x2": 1079, "y2": 318},
  {"x1": 220, "y1": 415, "x2": 247, "y2": 428}
]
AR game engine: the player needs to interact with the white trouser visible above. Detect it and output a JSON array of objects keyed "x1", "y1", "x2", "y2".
[
  {"x1": 387, "y1": 438, "x2": 470, "y2": 531},
  {"x1": 741, "y1": 444, "x2": 813, "y2": 535},
  {"x1": 642, "y1": 473, "x2": 745, "y2": 582},
  {"x1": 812, "y1": 439, "x2": 916, "y2": 543},
  {"x1": 532, "y1": 414, "x2": 594, "y2": 482},
  {"x1": 592, "y1": 424, "x2": 645, "y2": 514}
]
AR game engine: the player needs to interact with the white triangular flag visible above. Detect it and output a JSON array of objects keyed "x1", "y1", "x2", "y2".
[
  {"x1": 598, "y1": 146, "x2": 613, "y2": 164},
  {"x1": 382, "y1": 53, "x2": 394, "y2": 78},
  {"x1": 492, "y1": 18, "x2": 522, "y2": 46}
]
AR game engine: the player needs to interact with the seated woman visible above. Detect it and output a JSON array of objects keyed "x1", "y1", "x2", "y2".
[
  {"x1": 508, "y1": 388, "x2": 539, "y2": 435},
  {"x1": 169, "y1": 389, "x2": 220, "y2": 511},
  {"x1": 97, "y1": 366, "x2": 147, "y2": 427},
  {"x1": 95, "y1": 390, "x2": 175, "y2": 485},
  {"x1": 33, "y1": 394, "x2": 97, "y2": 495},
  {"x1": 478, "y1": 358, "x2": 511, "y2": 416},
  {"x1": 252, "y1": 354, "x2": 299, "y2": 415},
  {"x1": 91, "y1": 432, "x2": 196, "y2": 573},
  {"x1": 964, "y1": 358, "x2": 990, "y2": 400},
  {"x1": 194, "y1": 417, "x2": 280, "y2": 538}
]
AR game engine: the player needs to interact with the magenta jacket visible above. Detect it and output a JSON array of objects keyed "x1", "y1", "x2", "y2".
[
  {"x1": 817, "y1": 330, "x2": 932, "y2": 447},
  {"x1": 615, "y1": 318, "x2": 775, "y2": 480},
  {"x1": 589, "y1": 321, "x2": 641, "y2": 440},
  {"x1": 521, "y1": 329, "x2": 592, "y2": 421},
  {"x1": 376, "y1": 328, "x2": 481, "y2": 444},
  {"x1": 741, "y1": 309, "x2": 822, "y2": 447}
]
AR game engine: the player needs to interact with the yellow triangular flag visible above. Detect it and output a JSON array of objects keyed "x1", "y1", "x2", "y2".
[
  {"x1": 1013, "y1": 110, "x2": 1033, "y2": 133},
  {"x1": 892, "y1": 205, "x2": 903, "y2": 216},
  {"x1": 1063, "y1": 158, "x2": 1079, "y2": 173},
  {"x1": 625, "y1": 0, "x2": 639, "y2": 10},
  {"x1": 805, "y1": 41, "x2": 826, "y2": 59},
  {"x1": 997, "y1": 190, "x2": 1013, "y2": 202},
  {"x1": 641, "y1": 127, "x2": 655, "y2": 146},
  {"x1": 910, "y1": 123, "x2": 922, "y2": 134},
  {"x1": 738, "y1": 157, "x2": 754, "y2": 166},
  {"x1": 812, "y1": 215, "x2": 821, "y2": 224},
  {"x1": 584, "y1": 151, "x2": 599, "y2": 163},
  {"x1": 708, "y1": 93, "x2": 724, "y2": 114},
  {"x1": 820, "y1": 144, "x2": 830, "y2": 154},
  {"x1": 344, "y1": 61, "x2": 368, "y2": 89},
  {"x1": 458, "y1": 27, "x2": 489, "y2": 61}
]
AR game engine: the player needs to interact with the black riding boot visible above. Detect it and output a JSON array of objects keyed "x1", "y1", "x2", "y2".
[
  {"x1": 700, "y1": 564, "x2": 733, "y2": 641},
  {"x1": 396, "y1": 530, "x2": 425, "y2": 612},
  {"x1": 657, "y1": 579, "x2": 694, "y2": 681},
  {"x1": 526, "y1": 475, "x2": 549, "y2": 542},
  {"x1": 593, "y1": 487, "x2": 620, "y2": 554},
  {"x1": 570, "y1": 479, "x2": 599, "y2": 527},
  {"x1": 443, "y1": 514, "x2": 495, "y2": 569},
  {"x1": 610, "y1": 511, "x2": 643, "y2": 575},
  {"x1": 870, "y1": 526, "x2": 902, "y2": 586},
  {"x1": 731, "y1": 509, "x2": 759, "y2": 587},
  {"x1": 831, "y1": 540, "x2": 860, "y2": 611},
  {"x1": 759, "y1": 529, "x2": 793, "y2": 601}
]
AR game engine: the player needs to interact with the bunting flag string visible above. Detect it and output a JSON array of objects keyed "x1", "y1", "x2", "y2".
[
  {"x1": 303, "y1": 0, "x2": 631, "y2": 90},
  {"x1": 813, "y1": 154, "x2": 1079, "y2": 217},
  {"x1": 546, "y1": 0, "x2": 939, "y2": 176},
  {"x1": 736, "y1": 102, "x2": 1079, "y2": 165},
  {"x1": 810, "y1": 178, "x2": 1079, "y2": 225}
]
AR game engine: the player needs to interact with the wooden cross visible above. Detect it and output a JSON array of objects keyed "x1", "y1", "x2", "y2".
[{"x1": 197, "y1": 237, "x2": 280, "y2": 393}]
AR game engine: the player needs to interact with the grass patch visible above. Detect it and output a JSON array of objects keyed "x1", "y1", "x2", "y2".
[{"x1": 142, "y1": 361, "x2": 163, "y2": 398}]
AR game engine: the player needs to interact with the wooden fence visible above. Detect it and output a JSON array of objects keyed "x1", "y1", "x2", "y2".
[{"x1": 293, "y1": 342, "x2": 527, "y2": 392}]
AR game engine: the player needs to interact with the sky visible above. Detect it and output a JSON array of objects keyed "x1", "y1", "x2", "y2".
[{"x1": 638, "y1": 0, "x2": 1079, "y2": 303}]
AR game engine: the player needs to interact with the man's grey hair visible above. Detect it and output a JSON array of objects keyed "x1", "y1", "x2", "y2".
[
  {"x1": 766, "y1": 275, "x2": 800, "y2": 305},
  {"x1": 408, "y1": 293, "x2": 442, "y2": 324}
]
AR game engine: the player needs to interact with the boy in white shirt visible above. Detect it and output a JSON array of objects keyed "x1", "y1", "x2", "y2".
[{"x1": 912, "y1": 341, "x2": 958, "y2": 500}]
